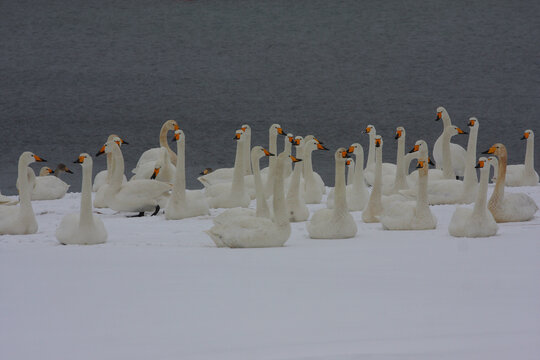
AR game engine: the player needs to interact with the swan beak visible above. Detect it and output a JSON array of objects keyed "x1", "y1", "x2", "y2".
[
  {"x1": 171, "y1": 132, "x2": 180, "y2": 142},
  {"x1": 435, "y1": 112, "x2": 442, "y2": 121},
  {"x1": 96, "y1": 146, "x2": 105, "y2": 157},
  {"x1": 262, "y1": 148, "x2": 274, "y2": 157},
  {"x1": 522, "y1": 132, "x2": 529, "y2": 140},
  {"x1": 288, "y1": 136, "x2": 295, "y2": 143},
  {"x1": 33, "y1": 155, "x2": 46, "y2": 162},
  {"x1": 482, "y1": 146, "x2": 496, "y2": 154},
  {"x1": 347, "y1": 145, "x2": 355, "y2": 153},
  {"x1": 341, "y1": 150, "x2": 351, "y2": 158},
  {"x1": 65, "y1": 167, "x2": 74, "y2": 174},
  {"x1": 375, "y1": 139, "x2": 381, "y2": 147},
  {"x1": 174, "y1": 123, "x2": 179, "y2": 131},
  {"x1": 150, "y1": 168, "x2": 160, "y2": 180},
  {"x1": 409, "y1": 144, "x2": 420, "y2": 153},
  {"x1": 121, "y1": 139, "x2": 129, "y2": 145},
  {"x1": 346, "y1": 159, "x2": 352, "y2": 165},
  {"x1": 468, "y1": 119, "x2": 476, "y2": 127},
  {"x1": 294, "y1": 139, "x2": 302, "y2": 146},
  {"x1": 314, "y1": 137, "x2": 324, "y2": 144},
  {"x1": 416, "y1": 160, "x2": 425, "y2": 169},
  {"x1": 317, "y1": 143, "x2": 329, "y2": 151},
  {"x1": 362, "y1": 127, "x2": 371, "y2": 134},
  {"x1": 290, "y1": 155, "x2": 302, "y2": 163},
  {"x1": 200, "y1": 168, "x2": 212, "y2": 175},
  {"x1": 234, "y1": 133, "x2": 241, "y2": 140},
  {"x1": 456, "y1": 127, "x2": 468, "y2": 134},
  {"x1": 475, "y1": 160, "x2": 485, "y2": 169},
  {"x1": 395, "y1": 130, "x2": 402, "y2": 140},
  {"x1": 428, "y1": 157, "x2": 436, "y2": 166},
  {"x1": 48, "y1": 168, "x2": 54, "y2": 174},
  {"x1": 277, "y1": 127, "x2": 286, "y2": 136},
  {"x1": 74, "y1": 156, "x2": 85, "y2": 164}
]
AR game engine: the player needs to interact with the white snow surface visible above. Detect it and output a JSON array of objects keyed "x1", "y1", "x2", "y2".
[{"x1": 1, "y1": 185, "x2": 540, "y2": 360}]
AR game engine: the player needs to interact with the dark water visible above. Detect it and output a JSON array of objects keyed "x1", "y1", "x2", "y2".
[{"x1": 1, "y1": 0, "x2": 539, "y2": 195}]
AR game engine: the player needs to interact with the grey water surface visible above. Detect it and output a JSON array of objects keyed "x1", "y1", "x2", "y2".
[{"x1": 1, "y1": 0, "x2": 539, "y2": 195}]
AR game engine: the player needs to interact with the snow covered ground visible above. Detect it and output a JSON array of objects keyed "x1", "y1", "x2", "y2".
[{"x1": 1, "y1": 185, "x2": 539, "y2": 360}]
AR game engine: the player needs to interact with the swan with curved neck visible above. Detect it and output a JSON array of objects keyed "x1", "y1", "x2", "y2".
[
  {"x1": 433, "y1": 106, "x2": 467, "y2": 177},
  {"x1": 505, "y1": 130, "x2": 539, "y2": 186},
  {"x1": 441, "y1": 124, "x2": 468, "y2": 179},
  {"x1": 56, "y1": 154, "x2": 108, "y2": 244},
  {"x1": 449, "y1": 157, "x2": 498, "y2": 237},
  {"x1": 459, "y1": 118, "x2": 480, "y2": 202},
  {"x1": 381, "y1": 157, "x2": 437, "y2": 230},
  {"x1": 483, "y1": 143, "x2": 538, "y2": 222},
  {"x1": 307, "y1": 148, "x2": 357, "y2": 239},
  {"x1": 205, "y1": 152, "x2": 291, "y2": 248},
  {"x1": 363, "y1": 135, "x2": 384, "y2": 223},
  {"x1": 132, "y1": 119, "x2": 178, "y2": 174},
  {"x1": 165, "y1": 130, "x2": 210, "y2": 220},
  {"x1": 363, "y1": 125, "x2": 396, "y2": 186},
  {"x1": 104, "y1": 141, "x2": 171, "y2": 216},
  {"x1": 0, "y1": 152, "x2": 46, "y2": 235},
  {"x1": 213, "y1": 146, "x2": 275, "y2": 225}
]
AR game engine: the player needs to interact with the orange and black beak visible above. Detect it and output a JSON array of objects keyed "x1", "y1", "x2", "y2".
[
  {"x1": 317, "y1": 143, "x2": 329, "y2": 151},
  {"x1": 277, "y1": 127, "x2": 286, "y2": 136},
  {"x1": 234, "y1": 132, "x2": 242, "y2": 140},
  {"x1": 115, "y1": 138, "x2": 129, "y2": 146},
  {"x1": 347, "y1": 145, "x2": 355, "y2": 153},
  {"x1": 482, "y1": 146, "x2": 496, "y2": 154},
  {"x1": 96, "y1": 145, "x2": 105, "y2": 157},
  {"x1": 171, "y1": 132, "x2": 180, "y2": 142},
  {"x1": 475, "y1": 160, "x2": 485, "y2": 169},
  {"x1": 262, "y1": 148, "x2": 274, "y2": 157},
  {"x1": 313, "y1": 137, "x2": 324, "y2": 145},
  {"x1": 521, "y1": 132, "x2": 529, "y2": 140},
  {"x1": 395, "y1": 130, "x2": 402, "y2": 140},
  {"x1": 435, "y1": 111, "x2": 442, "y2": 121},
  {"x1": 65, "y1": 167, "x2": 74, "y2": 174},
  {"x1": 47, "y1": 168, "x2": 54, "y2": 174},
  {"x1": 456, "y1": 127, "x2": 468, "y2": 135},
  {"x1": 375, "y1": 138, "x2": 381, "y2": 147},
  {"x1": 346, "y1": 159, "x2": 352, "y2": 166},
  {"x1": 290, "y1": 155, "x2": 302, "y2": 163},
  {"x1": 341, "y1": 150, "x2": 351, "y2": 158},
  {"x1": 200, "y1": 168, "x2": 212, "y2": 175},
  {"x1": 150, "y1": 168, "x2": 160, "y2": 180},
  {"x1": 409, "y1": 144, "x2": 420, "y2": 153},
  {"x1": 74, "y1": 155, "x2": 85, "y2": 164},
  {"x1": 33, "y1": 155, "x2": 46, "y2": 162},
  {"x1": 416, "y1": 160, "x2": 425, "y2": 169},
  {"x1": 467, "y1": 119, "x2": 476, "y2": 127},
  {"x1": 428, "y1": 157, "x2": 436, "y2": 166},
  {"x1": 294, "y1": 138, "x2": 302, "y2": 146},
  {"x1": 174, "y1": 123, "x2": 180, "y2": 131},
  {"x1": 362, "y1": 127, "x2": 371, "y2": 134}
]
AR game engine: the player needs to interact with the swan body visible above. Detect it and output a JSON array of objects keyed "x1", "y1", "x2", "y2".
[
  {"x1": 213, "y1": 146, "x2": 273, "y2": 225},
  {"x1": 505, "y1": 130, "x2": 539, "y2": 186},
  {"x1": 205, "y1": 152, "x2": 291, "y2": 248},
  {"x1": 433, "y1": 106, "x2": 467, "y2": 177},
  {"x1": 363, "y1": 125, "x2": 397, "y2": 186},
  {"x1": 308, "y1": 148, "x2": 357, "y2": 239},
  {"x1": 130, "y1": 147, "x2": 176, "y2": 182},
  {"x1": 381, "y1": 158, "x2": 437, "y2": 230},
  {"x1": 31, "y1": 163, "x2": 73, "y2": 200},
  {"x1": 132, "y1": 119, "x2": 178, "y2": 174},
  {"x1": 449, "y1": 157, "x2": 498, "y2": 237},
  {"x1": 484, "y1": 143, "x2": 538, "y2": 222},
  {"x1": 165, "y1": 130, "x2": 210, "y2": 220},
  {"x1": 363, "y1": 135, "x2": 385, "y2": 223},
  {"x1": 103, "y1": 141, "x2": 171, "y2": 215},
  {"x1": 0, "y1": 152, "x2": 45, "y2": 235},
  {"x1": 56, "y1": 154, "x2": 107, "y2": 245}
]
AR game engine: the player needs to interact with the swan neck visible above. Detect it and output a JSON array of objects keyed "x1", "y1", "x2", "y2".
[
  {"x1": 106, "y1": 152, "x2": 114, "y2": 183},
  {"x1": 253, "y1": 154, "x2": 269, "y2": 217},
  {"x1": 525, "y1": 136, "x2": 534, "y2": 171},
  {"x1": 17, "y1": 157, "x2": 32, "y2": 211},
  {"x1": 442, "y1": 129, "x2": 455, "y2": 178},
  {"x1": 273, "y1": 157, "x2": 289, "y2": 226},
  {"x1": 347, "y1": 163, "x2": 354, "y2": 185},
  {"x1": 110, "y1": 144, "x2": 125, "y2": 188},
  {"x1": 269, "y1": 131, "x2": 277, "y2": 169},
  {"x1": 492, "y1": 152, "x2": 507, "y2": 206},
  {"x1": 171, "y1": 139, "x2": 186, "y2": 200},
  {"x1": 393, "y1": 136, "x2": 407, "y2": 190},
  {"x1": 463, "y1": 125, "x2": 479, "y2": 185},
  {"x1": 80, "y1": 161, "x2": 94, "y2": 226},
  {"x1": 366, "y1": 132, "x2": 375, "y2": 169},
  {"x1": 302, "y1": 147, "x2": 314, "y2": 178},
  {"x1": 372, "y1": 147, "x2": 383, "y2": 197},
  {"x1": 353, "y1": 151, "x2": 365, "y2": 191},
  {"x1": 159, "y1": 126, "x2": 177, "y2": 165},
  {"x1": 334, "y1": 159, "x2": 348, "y2": 213},
  {"x1": 473, "y1": 166, "x2": 489, "y2": 216},
  {"x1": 416, "y1": 164, "x2": 429, "y2": 212},
  {"x1": 230, "y1": 139, "x2": 245, "y2": 194},
  {"x1": 287, "y1": 158, "x2": 303, "y2": 199}
]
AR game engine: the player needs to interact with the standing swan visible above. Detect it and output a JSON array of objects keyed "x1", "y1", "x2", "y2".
[
  {"x1": 0, "y1": 152, "x2": 46, "y2": 235},
  {"x1": 483, "y1": 144, "x2": 538, "y2": 222},
  {"x1": 433, "y1": 106, "x2": 467, "y2": 177},
  {"x1": 380, "y1": 158, "x2": 437, "y2": 230},
  {"x1": 449, "y1": 157, "x2": 498, "y2": 237},
  {"x1": 132, "y1": 119, "x2": 178, "y2": 174},
  {"x1": 56, "y1": 154, "x2": 107, "y2": 245},
  {"x1": 505, "y1": 130, "x2": 539, "y2": 186},
  {"x1": 165, "y1": 130, "x2": 210, "y2": 220},
  {"x1": 307, "y1": 148, "x2": 357, "y2": 239},
  {"x1": 363, "y1": 135, "x2": 384, "y2": 223},
  {"x1": 205, "y1": 152, "x2": 292, "y2": 248}
]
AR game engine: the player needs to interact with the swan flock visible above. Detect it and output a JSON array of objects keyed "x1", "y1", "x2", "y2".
[{"x1": 1, "y1": 108, "x2": 538, "y2": 245}]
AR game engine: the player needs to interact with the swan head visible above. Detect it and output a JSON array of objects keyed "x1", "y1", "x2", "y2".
[
  {"x1": 171, "y1": 129, "x2": 184, "y2": 142},
  {"x1": 522, "y1": 129, "x2": 534, "y2": 140},
  {"x1": 164, "y1": 119, "x2": 179, "y2": 131},
  {"x1": 482, "y1": 143, "x2": 507, "y2": 158},
  {"x1": 200, "y1": 168, "x2": 213, "y2": 175},
  {"x1": 487, "y1": 156, "x2": 498, "y2": 169},
  {"x1": 240, "y1": 124, "x2": 251, "y2": 135},
  {"x1": 107, "y1": 134, "x2": 129, "y2": 146},
  {"x1": 346, "y1": 158, "x2": 354, "y2": 167},
  {"x1": 20, "y1": 152, "x2": 46, "y2": 166},
  {"x1": 39, "y1": 167, "x2": 54, "y2": 176},
  {"x1": 287, "y1": 133, "x2": 295, "y2": 144},
  {"x1": 103, "y1": 140, "x2": 120, "y2": 155},
  {"x1": 363, "y1": 125, "x2": 375, "y2": 134},
  {"x1": 293, "y1": 136, "x2": 304, "y2": 146},
  {"x1": 347, "y1": 143, "x2": 364, "y2": 157},
  {"x1": 289, "y1": 155, "x2": 302, "y2": 163},
  {"x1": 336, "y1": 147, "x2": 351, "y2": 161},
  {"x1": 435, "y1": 106, "x2": 447, "y2": 121},
  {"x1": 475, "y1": 157, "x2": 488, "y2": 169},
  {"x1": 73, "y1": 153, "x2": 92, "y2": 168},
  {"x1": 270, "y1": 124, "x2": 286, "y2": 136},
  {"x1": 374, "y1": 135, "x2": 382, "y2": 148},
  {"x1": 444, "y1": 125, "x2": 468, "y2": 136},
  {"x1": 395, "y1": 126, "x2": 405, "y2": 140},
  {"x1": 467, "y1": 117, "x2": 479, "y2": 129},
  {"x1": 234, "y1": 130, "x2": 244, "y2": 141},
  {"x1": 251, "y1": 146, "x2": 274, "y2": 160}
]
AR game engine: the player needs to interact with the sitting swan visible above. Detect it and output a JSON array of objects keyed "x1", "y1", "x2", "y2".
[
  {"x1": 93, "y1": 135, "x2": 128, "y2": 192},
  {"x1": 505, "y1": 130, "x2": 539, "y2": 186},
  {"x1": 0, "y1": 152, "x2": 46, "y2": 235},
  {"x1": 449, "y1": 157, "x2": 498, "y2": 237},
  {"x1": 380, "y1": 159, "x2": 437, "y2": 230},
  {"x1": 103, "y1": 141, "x2": 171, "y2": 216},
  {"x1": 130, "y1": 146, "x2": 176, "y2": 183},
  {"x1": 483, "y1": 143, "x2": 538, "y2": 222},
  {"x1": 29, "y1": 163, "x2": 73, "y2": 200},
  {"x1": 307, "y1": 148, "x2": 357, "y2": 239},
  {"x1": 212, "y1": 146, "x2": 274, "y2": 225},
  {"x1": 132, "y1": 119, "x2": 178, "y2": 174},
  {"x1": 433, "y1": 106, "x2": 467, "y2": 177},
  {"x1": 205, "y1": 152, "x2": 292, "y2": 248},
  {"x1": 56, "y1": 154, "x2": 107, "y2": 245},
  {"x1": 165, "y1": 130, "x2": 210, "y2": 220}
]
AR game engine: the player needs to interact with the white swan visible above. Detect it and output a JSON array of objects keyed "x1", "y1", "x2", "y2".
[
  {"x1": 103, "y1": 141, "x2": 171, "y2": 216},
  {"x1": 484, "y1": 143, "x2": 538, "y2": 222},
  {"x1": 56, "y1": 154, "x2": 108, "y2": 245},
  {"x1": 205, "y1": 152, "x2": 291, "y2": 248},
  {"x1": 505, "y1": 130, "x2": 539, "y2": 186},
  {"x1": 241, "y1": 124, "x2": 252, "y2": 176},
  {"x1": 302, "y1": 137, "x2": 328, "y2": 204},
  {"x1": 283, "y1": 133, "x2": 295, "y2": 178},
  {"x1": 307, "y1": 148, "x2": 357, "y2": 239},
  {"x1": 212, "y1": 146, "x2": 274, "y2": 225},
  {"x1": 263, "y1": 124, "x2": 287, "y2": 197},
  {"x1": 130, "y1": 146, "x2": 176, "y2": 182},
  {"x1": 165, "y1": 130, "x2": 210, "y2": 220},
  {"x1": 38, "y1": 166, "x2": 53, "y2": 176},
  {"x1": 286, "y1": 153, "x2": 309, "y2": 222},
  {"x1": 363, "y1": 125, "x2": 396, "y2": 186},
  {"x1": 449, "y1": 157, "x2": 498, "y2": 237},
  {"x1": 433, "y1": 106, "x2": 467, "y2": 177},
  {"x1": 346, "y1": 158, "x2": 354, "y2": 185},
  {"x1": 29, "y1": 163, "x2": 73, "y2": 200},
  {"x1": 385, "y1": 126, "x2": 409, "y2": 194},
  {"x1": 363, "y1": 135, "x2": 384, "y2": 223},
  {"x1": 206, "y1": 130, "x2": 251, "y2": 209},
  {"x1": 459, "y1": 117, "x2": 480, "y2": 203},
  {"x1": 380, "y1": 158, "x2": 437, "y2": 230},
  {"x1": 93, "y1": 135, "x2": 128, "y2": 192},
  {"x1": 132, "y1": 119, "x2": 178, "y2": 174},
  {"x1": 0, "y1": 152, "x2": 46, "y2": 235}
]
